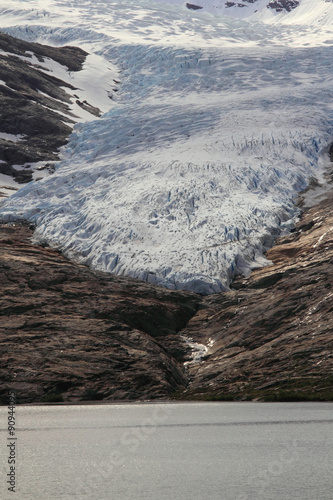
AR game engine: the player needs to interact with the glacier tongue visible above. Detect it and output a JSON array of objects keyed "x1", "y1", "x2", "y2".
[{"x1": 0, "y1": 0, "x2": 332, "y2": 293}]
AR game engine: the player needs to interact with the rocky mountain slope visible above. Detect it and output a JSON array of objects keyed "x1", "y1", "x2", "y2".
[
  {"x1": 0, "y1": 222, "x2": 200, "y2": 404},
  {"x1": 1, "y1": 179, "x2": 332, "y2": 404},
  {"x1": 0, "y1": 31, "x2": 116, "y2": 198},
  {"x1": 158, "y1": 0, "x2": 301, "y2": 18},
  {"x1": 0, "y1": 33, "x2": 90, "y2": 189},
  {"x1": 182, "y1": 185, "x2": 333, "y2": 401}
]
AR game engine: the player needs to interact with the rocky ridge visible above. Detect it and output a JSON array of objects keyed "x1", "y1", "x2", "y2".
[{"x1": 0, "y1": 32, "x2": 91, "y2": 189}]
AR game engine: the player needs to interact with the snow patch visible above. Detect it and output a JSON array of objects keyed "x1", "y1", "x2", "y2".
[{"x1": 0, "y1": 133, "x2": 26, "y2": 143}]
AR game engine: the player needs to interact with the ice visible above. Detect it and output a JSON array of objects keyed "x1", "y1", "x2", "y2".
[{"x1": 0, "y1": 0, "x2": 332, "y2": 293}]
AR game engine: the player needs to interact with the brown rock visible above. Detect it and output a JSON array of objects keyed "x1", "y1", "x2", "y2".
[{"x1": 0, "y1": 223, "x2": 200, "y2": 404}]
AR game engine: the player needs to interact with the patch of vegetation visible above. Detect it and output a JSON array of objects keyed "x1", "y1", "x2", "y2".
[
  {"x1": 172, "y1": 390, "x2": 235, "y2": 402},
  {"x1": 41, "y1": 393, "x2": 64, "y2": 403},
  {"x1": 81, "y1": 389, "x2": 104, "y2": 401},
  {"x1": 259, "y1": 390, "x2": 333, "y2": 402},
  {"x1": 239, "y1": 377, "x2": 333, "y2": 402}
]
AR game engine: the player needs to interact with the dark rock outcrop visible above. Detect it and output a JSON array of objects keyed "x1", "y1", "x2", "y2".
[
  {"x1": 186, "y1": 3, "x2": 204, "y2": 10},
  {"x1": 0, "y1": 223, "x2": 201, "y2": 404},
  {"x1": 267, "y1": 0, "x2": 299, "y2": 13},
  {"x1": 0, "y1": 32, "x2": 89, "y2": 184}
]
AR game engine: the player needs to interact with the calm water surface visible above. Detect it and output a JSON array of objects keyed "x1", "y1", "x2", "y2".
[{"x1": 0, "y1": 402, "x2": 332, "y2": 499}]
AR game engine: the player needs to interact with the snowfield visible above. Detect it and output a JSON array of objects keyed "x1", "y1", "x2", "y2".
[{"x1": 0, "y1": 0, "x2": 332, "y2": 293}]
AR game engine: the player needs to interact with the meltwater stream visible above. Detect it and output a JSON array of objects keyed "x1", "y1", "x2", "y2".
[{"x1": 0, "y1": 402, "x2": 332, "y2": 500}]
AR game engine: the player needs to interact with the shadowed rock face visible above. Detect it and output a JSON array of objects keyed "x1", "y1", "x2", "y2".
[
  {"x1": 1, "y1": 184, "x2": 333, "y2": 404},
  {"x1": 0, "y1": 32, "x2": 88, "y2": 184}
]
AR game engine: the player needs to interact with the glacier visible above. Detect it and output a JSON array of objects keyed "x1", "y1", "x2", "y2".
[{"x1": 0, "y1": 0, "x2": 332, "y2": 293}]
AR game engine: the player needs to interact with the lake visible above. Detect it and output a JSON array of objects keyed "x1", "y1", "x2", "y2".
[{"x1": 1, "y1": 402, "x2": 332, "y2": 499}]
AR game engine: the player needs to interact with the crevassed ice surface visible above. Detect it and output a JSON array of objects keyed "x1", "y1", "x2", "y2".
[{"x1": 0, "y1": 0, "x2": 332, "y2": 293}]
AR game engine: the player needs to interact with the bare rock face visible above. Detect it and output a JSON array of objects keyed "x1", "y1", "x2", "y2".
[
  {"x1": 186, "y1": 3, "x2": 203, "y2": 10},
  {"x1": 0, "y1": 223, "x2": 201, "y2": 404},
  {"x1": 0, "y1": 32, "x2": 88, "y2": 184},
  {"x1": 182, "y1": 189, "x2": 333, "y2": 401}
]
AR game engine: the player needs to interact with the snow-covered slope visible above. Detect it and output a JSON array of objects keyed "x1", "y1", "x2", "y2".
[
  {"x1": 152, "y1": 0, "x2": 300, "y2": 19},
  {"x1": 152, "y1": 0, "x2": 333, "y2": 23},
  {"x1": 0, "y1": 0, "x2": 332, "y2": 293}
]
